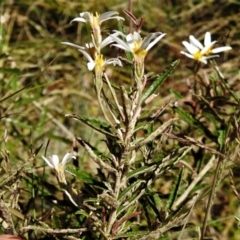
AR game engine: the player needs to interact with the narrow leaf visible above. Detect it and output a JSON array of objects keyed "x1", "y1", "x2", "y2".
[
  {"x1": 51, "y1": 210, "x2": 61, "y2": 228},
  {"x1": 118, "y1": 179, "x2": 145, "y2": 201},
  {"x1": 217, "y1": 129, "x2": 226, "y2": 151},
  {"x1": 127, "y1": 165, "x2": 155, "y2": 179},
  {"x1": 170, "y1": 89, "x2": 184, "y2": 99},
  {"x1": 165, "y1": 168, "x2": 183, "y2": 210},
  {"x1": 175, "y1": 107, "x2": 217, "y2": 140},
  {"x1": 141, "y1": 59, "x2": 179, "y2": 104},
  {"x1": 113, "y1": 231, "x2": 149, "y2": 239},
  {"x1": 66, "y1": 167, "x2": 98, "y2": 184},
  {"x1": 66, "y1": 114, "x2": 116, "y2": 138}
]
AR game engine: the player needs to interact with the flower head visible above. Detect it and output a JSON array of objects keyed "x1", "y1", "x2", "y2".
[
  {"x1": 62, "y1": 32, "x2": 119, "y2": 54},
  {"x1": 62, "y1": 41, "x2": 122, "y2": 72},
  {"x1": 71, "y1": 11, "x2": 124, "y2": 27},
  {"x1": 71, "y1": 11, "x2": 124, "y2": 50},
  {"x1": 42, "y1": 152, "x2": 75, "y2": 172},
  {"x1": 111, "y1": 31, "x2": 166, "y2": 60},
  {"x1": 181, "y1": 32, "x2": 232, "y2": 64}
]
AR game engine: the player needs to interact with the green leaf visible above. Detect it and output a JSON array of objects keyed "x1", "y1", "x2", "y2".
[
  {"x1": 146, "y1": 188, "x2": 162, "y2": 210},
  {"x1": 118, "y1": 179, "x2": 145, "y2": 202},
  {"x1": 117, "y1": 191, "x2": 140, "y2": 215},
  {"x1": 217, "y1": 129, "x2": 226, "y2": 151},
  {"x1": 113, "y1": 231, "x2": 149, "y2": 239},
  {"x1": 0, "y1": 68, "x2": 21, "y2": 74},
  {"x1": 51, "y1": 210, "x2": 61, "y2": 228},
  {"x1": 127, "y1": 165, "x2": 155, "y2": 179},
  {"x1": 144, "y1": 188, "x2": 162, "y2": 220},
  {"x1": 141, "y1": 59, "x2": 179, "y2": 104},
  {"x1": 165, "y1": 168, "x2": 183, "y2": 210},
  {"x1": 66, "y1": 114, "x2": 116, "y2": 138},
  {"x1": 75, "y1": 209, "x2": 91, "y2": 218},
  {"x1": 66, "y1": 167, "x2": 98, "y2": 184},
  {"x1": 175, "y1": 107, "x2": 217, "y2": 140},
  {"x1": 9, "y1": 208, "x2": 24, "y2": 220},
  {"x1": 170, "y1": 89, "x2": 184, "y2": 99}
]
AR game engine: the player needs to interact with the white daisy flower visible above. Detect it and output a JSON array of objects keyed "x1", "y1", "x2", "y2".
[
  {"x1": 62, "y1": 41, "x2": 122, "y2": 71},
  {"x1": 62, "y1": 32, "x2": 120, "y2": 53},
  {"x1": 110, "y1": 31, "x2": 166, "y2": 60},
  {"x1": 42, "y1": 152, "x2": 75, "y2": 171},
  {"x1": 181, "y1": 32, "x2": 232, "y2": 64},
  {"x1": 71, "y1": 11, "x2": 124, "y2": 27}
]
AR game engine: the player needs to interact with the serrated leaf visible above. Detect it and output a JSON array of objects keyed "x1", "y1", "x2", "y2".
[
  {"x1": 141, "y1": 59, "x2": 179, "y2": 104},
  {"x1": 166, "y1": 168, "x2": 183, "y2": 210}
]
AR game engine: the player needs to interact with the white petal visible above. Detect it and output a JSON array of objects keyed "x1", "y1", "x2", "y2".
[
  {"x1": 101, "y1": 32, "x2": 120, "y2": 49},
  {"x1": 211, "y1": 46, "x2": 232, "y2": 53},
  {"x1": 145, "y1": 33, "x2": 166, "y2": 51},
  {"x1": 205, "y1": 55, "x2": 219, "y2": 59},
  {"x1": 126, "y1": 33, "x2": 135, "y2": 49},
  {"x1": 62, "y1": 152, "x2": 75, "y2": 166},
  {"x1": 180, "y1": 51, "x2": 194, "y2": 59},
  {"x1": 204, "y1": 32, "x2": 211, "y2": 47},
  {"x1": 78, "y1": 49, "x2": 94, "y2": 62},
  {"x1": 111, "y1": 43, "x2": 132, "y2": 52},
  {"x1": 189, "y1": 35, "x2": 203, "y2": 49},
  {"x1": 141, "y1": 33, "x2": 156, "y2": 50},
  {"x1": 87, "y1": 61, "x2": 96, "y2": 71},
  {"x1": 100, "y1": 11, "x2": 118, "y2": 20},
  {"x1": 199, "y1": 58, "x2": 207, "y2": 64},
  {"x1": 111, "y1": 32, "x2": 133, "y2": 51},
  {"x1": 105, "y1": 58, "x2": 122, "y2": 67},
  {"x1": 99, "y1": 11, "x2": 124, "y2": 22},
  {"x1": 61, "y1": 42, "x2": 84, "y2": 49},
  {"x1": 42, "y1": 156, "x2": 54, "y2": 168},
  {"x1": 79, "y1": 12, "x2": 92, "y2": 21},
  {"x1": 182, "y1": 41, "x2": 198, "y2": 54},
  {"x1": 131, "y1": 32, "x2": 142, "y2": 42},
  {"x1": 112, "y1": 30, "x2": 126, "y2": 38},
  {"x1": 51, "y1": 155, "x2": 60, "y2": 168},
  {"x1": 71, "y1": 17, "x2": 87, "y2": 23},
  {"x1": 201, "y1": 41, "x2": 216, "y2": 54}
]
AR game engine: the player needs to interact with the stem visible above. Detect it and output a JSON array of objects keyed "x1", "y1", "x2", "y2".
[
  {"x1": 104, "y1": 72, "x2": 125, "y2": 121},
  {"x1": 97, "y1": 90, "x2": 114, "y2": 127},
  {"x1": 201, "y1": 156, "x2": 222, "y2": 239}
]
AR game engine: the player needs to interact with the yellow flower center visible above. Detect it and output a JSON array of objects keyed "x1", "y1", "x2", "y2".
[
  {"x1": 193, "y1": 50, "x2": 203, "y2": 61},
  {"x1": 95, "y1": 54, "x2": 104, "y2": 71},
  {"x1": 133, "y1": 41, "x2": 147, "y2": 59},
  {"x1": 205, "y1": 48, "x2": 212, "y2": 56}
]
